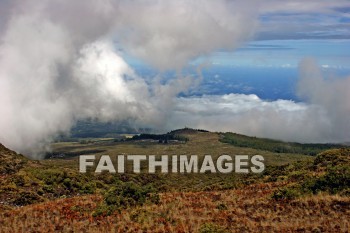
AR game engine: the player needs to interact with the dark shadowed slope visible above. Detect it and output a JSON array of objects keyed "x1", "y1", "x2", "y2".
[{"x1": 0, "y1": 143, "x2": 28, "y2": 175}]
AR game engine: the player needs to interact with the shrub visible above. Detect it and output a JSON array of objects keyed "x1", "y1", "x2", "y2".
[
  {"x1": 200, "y1": 223, "x2": 226, "y2": 233},
  {"x1": 63, "y1": 178, "x2": 72, "y2": 189},
  {"x1": 10, "y1": 174, "x2": 26, "y2": 187},
  {"x1": 313, "y1": 149, "x2": 350, "y2": 168},
  {"x1": 93, "y1": 181, "x2": 159, "y2": 216},
  {"x1": 216, "y1": 203, "x2": 228, "y2": 210},
  {"x1": 92, "y1": 204, "x2": 116, "y2": 217},
  {"x1": 81, "y1": 182, "x2": 96, "y2": 194},
  {"x1": 12, "y1": 191, "x2": 43, "y2": 206},
  {"x1": 105, "y1": 182, "x2": 159, "y2": 207},
  {"x1": 264, "y1": 164, "x2": 289, "y2": 182},
  {"x1": 287, "y1": 170, "x2": 309, "y2": 182},
  {"x1": 32, "y1": 169, "x2": 66, "y2": 185},
  {"x1": 338, "y1": 188, "x2": 350, "y2": 196},
  {"x1": 272, "y1": 187, "x2": 300, "y2": 201},
  {"x1": 307, "y1": 165, "x2": 350, "y2": 194}
]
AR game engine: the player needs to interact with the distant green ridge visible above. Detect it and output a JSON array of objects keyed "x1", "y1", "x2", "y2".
[{"x1": 220, "y1": 132, "x2": 346, "y2": 156}]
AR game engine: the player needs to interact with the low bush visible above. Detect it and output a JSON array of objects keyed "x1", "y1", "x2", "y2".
[
  {"x1": 93, "y1": 181, "x2": 159, "y2": 216},
  {"x1": 200, "y1": 223, "x2": 227, "y2": 233},
  {"x1": 306, "y1": 165, "x2": 350, "y2": 195},
  {"x1": 12, "y1": 191, "x2": 43, "y2": 206},
  {"x1": 272, "y1": 187, "x2": 300, "y2": 201}
]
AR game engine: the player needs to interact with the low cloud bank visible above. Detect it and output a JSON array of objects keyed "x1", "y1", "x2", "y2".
[{"x1": 168, "y1": 59, "x2": 350, "y2": 144}]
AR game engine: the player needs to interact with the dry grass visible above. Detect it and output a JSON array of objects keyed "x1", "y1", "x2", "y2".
[{"x1": 1, "y1": 182, "x2": 349, "y2": 233}]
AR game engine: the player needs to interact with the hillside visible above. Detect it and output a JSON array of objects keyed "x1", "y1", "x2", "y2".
[
  {"x1": 0, "y1": 129, "x2": 349, "y2": 232},
  {"x1": 220, "y1": 132, "x2": 344, "y2": 156},
  {"x1": 0, "y1": 143, "x2": 28, "y2": 175}
]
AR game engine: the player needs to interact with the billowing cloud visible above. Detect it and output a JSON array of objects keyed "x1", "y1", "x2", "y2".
[
  {"x1": 115, "y1": 0, "x2": 258, "y2": 70},
  {"x1": 297, "y1": 58, "x2": 350, "y2": 142},
  {"x1": 0, "y1": 0, "x2": 257, "y2": 158},
  {"x1": 168, "y1": 94, "x2": 331, "y2": 143}
]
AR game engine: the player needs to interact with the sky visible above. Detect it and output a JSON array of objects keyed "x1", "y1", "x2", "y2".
[
  {"x1": 0, "y1": 0, "x2": 350, "y2": 158},
  {"x1": 201, "y1": 40, "x2": 350, "y2": 69}
]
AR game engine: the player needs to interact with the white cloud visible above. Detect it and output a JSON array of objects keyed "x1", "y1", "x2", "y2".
[
  {"x1": 297, "y1": 58, "x2": 350, "y2": 142},
  {"x1": 0, "y1": 0, "x2": 258, "y2": 158},
  {"x1": 115, "y1": 0, "x2": 258, "y2": 70},
  {"x1": 167, "y1": 94, "x2": 332, "y2": 143}
]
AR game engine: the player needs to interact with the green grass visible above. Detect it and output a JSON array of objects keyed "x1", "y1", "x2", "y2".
[
  {"x1": 220, "y1": 132, "x2": 345, "y2": 156},
  {"x1": 42, "y1": 130, "x2": 314, "y2": 192}
]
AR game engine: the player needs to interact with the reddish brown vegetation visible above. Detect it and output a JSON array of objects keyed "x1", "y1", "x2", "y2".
[{"x1": 1, "y1": 182, "x2": 349, "y2": 232}]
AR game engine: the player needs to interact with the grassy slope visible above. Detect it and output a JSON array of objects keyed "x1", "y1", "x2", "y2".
[
  {"x1": 43, "y1": 130, "x2": 313, "y2": 191},
  {"x1": 0, "y1": 129, "x2": 349, "y2": 232},
  {"x1": 220, "y1": 132, "x2": 344, "y2": 156},
  {"x1": 47, "y1": 130, "x2": 312, "y2": 166},
  {"x1": 1, "y1": 184, "x2": 349, "y2": 232}
]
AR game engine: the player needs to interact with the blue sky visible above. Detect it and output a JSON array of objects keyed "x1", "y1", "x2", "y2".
[
  {"x1": 256, "y1": 0, "x2": 350, "y2": 38},
  {"x1": 197, "y1": 40, "x2": 350, "y2": 69},
  {"x1": 125, "y1": 39, "x2": 350, "y2": 70},
  {"x1": 127, "y1": 37, "x2": 350, "y2": 103}
]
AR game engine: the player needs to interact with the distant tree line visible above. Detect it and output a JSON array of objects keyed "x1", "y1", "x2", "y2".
[
  {"x1": 220, "y1": 132, "x2": 346, "y2": 156},
  {"x1": 128, "y1": 133, "x2": 189, "y2": 143}
]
